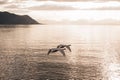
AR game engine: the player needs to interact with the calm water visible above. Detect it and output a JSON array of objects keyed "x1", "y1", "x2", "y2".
[{"x1": 0, "y1": 25, "x2": 120, "y2": 80}]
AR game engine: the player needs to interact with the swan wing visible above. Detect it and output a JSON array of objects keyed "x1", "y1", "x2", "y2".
[
  {"x1": 57, "y1": 45, "x2": 60, "y2": 48},
  {"x1": 59, "y1": 49, "x2": 66, "y2": 56},
  {"x1": 47, "y1": 49, "x2": 51, "y2": 55},
  {"x1": 66, "y1": 46, "x2": 71, "y2": 52}
]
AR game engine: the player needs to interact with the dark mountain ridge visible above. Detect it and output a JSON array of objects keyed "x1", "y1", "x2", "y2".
[{"x1": 0, "y1": 11, "x2": 39, "y2": 24}]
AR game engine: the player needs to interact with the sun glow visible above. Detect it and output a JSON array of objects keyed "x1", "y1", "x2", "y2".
[{"x1": 29, "y1": 10, "x2": 120, "y2": 23}]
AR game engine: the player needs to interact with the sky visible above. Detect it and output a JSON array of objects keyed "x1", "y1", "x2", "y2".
[{"x1": 0, "y1": 0, "x2": 120, "y2": 24}]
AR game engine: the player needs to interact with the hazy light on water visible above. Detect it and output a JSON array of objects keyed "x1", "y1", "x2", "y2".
[
  {"x1": 108, "y1": 64, "x2": 120, "y2": 80},
  {"x1": 67, "y1": 49, "x2": 78, "y2": 65},
  {"x1": 65, "y1": 25, "x2": 120, "y2": 80},
  {"x1": 102, "y1": 42, "x2": 120, "y2": 80}
]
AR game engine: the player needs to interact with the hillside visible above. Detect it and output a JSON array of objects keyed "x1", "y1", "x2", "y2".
[{"x1": 0, "y1": 12, "x2": 39, "y2": 24}]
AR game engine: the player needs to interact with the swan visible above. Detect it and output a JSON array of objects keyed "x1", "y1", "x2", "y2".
[
  {"x1": 47, "y1": 48, "x2": 66, "y2": 56},
  {"x1": 57, "y1": 44, "x2": 71, "y2": 52}
]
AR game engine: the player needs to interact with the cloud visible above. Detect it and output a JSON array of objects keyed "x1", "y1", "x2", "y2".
[
  {"x1": 22, "y1": 0, "x2": 120, "y2": 10},
  {"x1": 35, "y1": 0, "x2": 88, "y2": 2},
  {"x1": 64, "y1": 1, "x2": 120, "y2": 10},
  {"x1": 0, "y1": 0, "x2": 9, "y2": 4},
  {"x1": 0, "y1": 2, "x2": 6, "y2": 4},
  {"x1": 89, "y1": 7, "x2": 120, "y2": 10},
  {"x1": 35, "y1": 0, "x2": 120, "y2": 2},
  {"x1": 0, "y1": 1, "x2": 30, "y2": 14},
  {"x1": 4, "y1": 4, "x2": 19, "y2": 9},
  {"x1": 1, "y1": 0, "x2": 120, "y2": 11},
  {"x1": 29, "y1": 5, "x2": 76, "y2": 10}
]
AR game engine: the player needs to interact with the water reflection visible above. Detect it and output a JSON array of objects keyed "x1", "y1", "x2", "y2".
[
  {"x1": 67, "y1": 45, "x2": 78, "y2": 65},
  {"x1": 0, "y1": 25, "x2": 120, "y2": 79},
  {"x1": 102, "y1": 42, "x2": 120, "y2": 80}
]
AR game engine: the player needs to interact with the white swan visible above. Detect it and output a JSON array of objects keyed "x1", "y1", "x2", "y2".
[
  {"x1": 57, "y1": 44, "x2": 71, "y2": 52},
  {"x1": 47, "y1": 48, "x2": 66, "y2": 56}
]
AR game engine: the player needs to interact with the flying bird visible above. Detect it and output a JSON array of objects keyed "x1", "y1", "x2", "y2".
[
  {"x1": 47, "y1": 48, "x2": 66, "y2": 56},
  {"x1": 57, "y1": 44, "x2": 71, "y2": 52}
]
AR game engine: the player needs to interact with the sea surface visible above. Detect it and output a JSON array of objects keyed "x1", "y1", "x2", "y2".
[{"x1": 0, "y1": 25, "x2": 120, "y2": 80}]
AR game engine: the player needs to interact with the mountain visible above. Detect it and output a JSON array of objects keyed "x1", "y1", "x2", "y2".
[{"x1": 0, "y1": 11, "x2": 39, "y2": 24}]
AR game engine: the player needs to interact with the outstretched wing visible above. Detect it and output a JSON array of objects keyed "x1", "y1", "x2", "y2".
[
  {"x1": 47, "y1": 49, "x2": 51, "y2": 55},
  {"x1": 59, "y1": 50, "x2": 66, "y2": 56},
  {"x1": 66, "y1": 46, "x2": 71, "y2": 52},
  {"x1": 57, "y1": 45, "x2": 60, "y2": 48}
]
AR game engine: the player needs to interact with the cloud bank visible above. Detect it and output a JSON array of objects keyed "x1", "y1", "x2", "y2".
[{"x1": 0, "y1": 0, "x2": 120, "y2": 11}]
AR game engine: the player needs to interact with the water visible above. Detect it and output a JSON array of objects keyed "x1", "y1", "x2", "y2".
[{"x1": 0, "y1": 25, "x2": 120, "y2": 80}]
